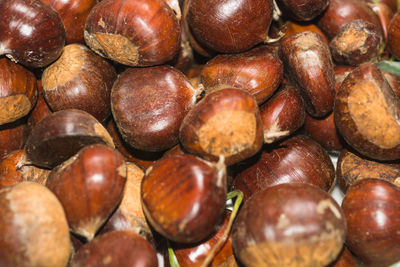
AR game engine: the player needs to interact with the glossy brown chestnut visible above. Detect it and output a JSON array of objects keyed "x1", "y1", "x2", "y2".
[
  {"x1": 233, "y1": 135, "x2": 336, "y2": 201},
  {"x1": 388, "y1": 11, "x2": 400, "y2": 60},
  {"x1": 179, "y1": 88, "x2": 263, "y2": 165},
  {"x1": 187, "y1": 0, "x2": 273, "y2": 53},
  {"x1": 334, "y1": 63, "x2": 400, "y2": 161},
  {"x1": 0, "y1": 182, "x2": 70, "y2": 267},
  {"x1": 232, "y1": 183, "x2": 346, "y2": 267},
  {"x1": 141, "y1": 154, "x2": 227, "y2": 243},
  {"x1": 336, "y1": 149, "x2": 400, "y2": 192},
  {"x1": 24, "y1": 109, "x2": 114, "y2": 168},
  {"x1": 69, "y1": 230, "x2": 158, "y2": 267},
  {"x1": 46, "y1": 144, "x2": 126, "y2": 240},
  {"x1": 0, "y1": 119, "x2": 27, "y2": 160},
  {"x1": 342, "y1": 178, "x2": 400, "y2": 266},
  {"x1": 42, "y1": 44, "x2": 117, "y2": 122},
  {"x1": 0, "y1": 0, "x2": 65, "y2": 68},
  {"x1": 277, "y1": 0, "x2": 330, "y2": 21},
  {"x1": 200, "y1": 45, "x2": 283, "y2": 105},
  {"x1": 280, "y1": 31, "x2": 336, "y2": 117},
  {"x1": 111, "y1": 66, "x2": 197, "y2": 152},
  {"x1": 41, "y1": 0, "x2": 97, "y2": 44},
  {"x1": 259, "y1": 84, "x2": 305, "y2": 144},
  {"x1": 0, "y1": 58, "x2": 37, "y2": 126},
  {"x1": 84, "y1": 0, "x2": 180, "y2": 67}
]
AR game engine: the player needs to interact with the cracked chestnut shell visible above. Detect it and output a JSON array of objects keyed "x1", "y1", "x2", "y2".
[{"x1": 232, "y1": 183, "x2": 346, "y2": 267}]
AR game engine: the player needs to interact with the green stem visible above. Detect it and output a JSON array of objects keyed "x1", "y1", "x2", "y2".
[
  {"x1": 168, "y1": 240, "x2": 181, "y2": 267},
  {"x1": 200, "y1": 190, "x2": 244, "y2": 267}
]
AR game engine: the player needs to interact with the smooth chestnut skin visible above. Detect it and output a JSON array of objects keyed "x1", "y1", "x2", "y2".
[
  {"x1": 141, "y1": 154, "x2": 227, "y2": 243},
  {"x1": 0, "y1": 58, "x2": 37, "y2": 126},
  {"x1": 46, "y1": 144, "x2": 126, "y2": 240},
  {"x1": 388, "y1": 11, "x2": 400, "y2": 60},
  {"x1": 69, "y1": 230, "x2": 158, "y2": 267},
  {"x1": 200, "y1": 45, "x2": 283, "y2": 105},
  {"x1": 280, "y1": 31, "x2": 336, "y2": 118},
  {"x1": 112, "y1": 66, "x2": 197, "y2": 152},
  {"x1": 337, "y1": 149, "x2": 400, "y2": 192},
  {"x1": 342, "y1": 179, "x2": 400, "y2": 266},
  {"x1": 0, "y1": 0, "x2": 65, "y2": 68},
  {"x1": 41, "y1": 0, "x2": 96, "y2": 44},
  {"x1": 260, "y1": 84, "x2": 305, "y2": 144},
  {"x1": 187, "y1": 0, "x2": 273, "y2": 53},
  {"x1": 42, "y1": 44, "x2": 117, "y2": 122},
  {"x1": 84, "y1": 0, "x2": 180, "y2": 67},
  {"x1": 317, "y1": 0, "x2": 382, "y2": 40},
  {"x1": 233, "y1": 135, "x2": 336, "y2": 201},
  {"x1": 24, "y1": 109, "x2": 114, "y2": 168},
  {"x1": 0, "y1": 119, "x2": 27, "y2": 160},
  {"x1": 0, "y1": 182, "x2": 70, "y2": 267},
  {"x1": 180, "y1": 88, "x2": 263, "y2": 166},
  {"x1": 277, "y1": 0, "x2": 330, "y2": 21},
  {"x1": 232, "y1": 183, "x2": 346, "y2": 267},
  {"x1": 334, "y1": 63, "x2": 400, "y2": 161}
]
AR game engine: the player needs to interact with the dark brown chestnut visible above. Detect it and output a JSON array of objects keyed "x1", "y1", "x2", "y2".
[
  {"x1": 232, "y1": 183, "x2": 346, "y2": 267},
  {"x1": 46, "y1": 144, "x2": 126, "y2": 240},
  {"x1": 84, "y1": 0, "x2": 181, "y2": 67},
  {"x1": 42, "y1": 44, "x2": 117, "y2": 122},
  {"x1": 342, "y1": 178, "x2": 400, "y2": 266},
  {"x1": 334, "y1": 63, "x2": 400, "y2": 161},
  {"x1": 112, "y1": 66, "x2": 197, "y2": 152},
  {"x1": 233, "y1": 135, "x2": 336, "y2": 201},
  {"x1": 179, "y1": 88, "x2": 263, "y2": 165},
  {"x1": 141, "y1": 154, "x2": 227, "y2": 243},
  {"x1": 200, "y1": 45, "x2": 283, "y2": 105},
  {"x1": 276, "y1": 0, "x2": 330, "y2": 21},
  {"x1": 388, "y1": 11, "x2": 400, "y2": 60},
  {"x1": 69, "y1": 230, "x2": 158, "y2": 267},
  {"x1": 0, "y1": 0, "x2": 65, "y2": 68}
]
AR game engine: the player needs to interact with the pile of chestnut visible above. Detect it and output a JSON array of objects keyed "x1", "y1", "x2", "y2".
[{"x1": 1, "y1": 0, "x2": 400, "y2": 266}]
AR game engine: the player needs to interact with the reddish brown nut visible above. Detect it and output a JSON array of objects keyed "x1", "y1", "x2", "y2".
[
  {"x1": 368, "y1": 2, "x2": 394, "y2": 43},
  {"x1": 0, "y1": 119, "x2": 27, "y2": 160},
  {"x1": 363, "y1": 0, "x2": 397, "y2": 13},
  {"x1": 233, "y1": 135, "x2": 336, "y2": 201},
  {"x1": 180, "y1": 88, "x2": 263, "y2": 165},
  {"x1": 0, "y1": 0, "x2": 65, "y2": 68},
  {"x1": 24, "y1": 109, "x2": 114, "y2": 168},
  {"x1": 42, "y1": 44, "x2": 117, "y2": 122},
  {"x1": 330, "y1": 20, "x2": 383, "y2": 66},
  {"x1": 46, "y1": 144, "x2": 126, "y2": 240},
  {"x1": 69, "y1": 230, "x2": 158, "y2": 267},
  {"x1": 342, "y1": 179, "x2": 400, "y2": 266},
  {"x1": 336, "y1": 148, "x2": 400, "y2": 192},
  {"x1": 232, "y1": 183, "x2": 346, "y2": 267},
  {"x1": 334, "y1": 63, "x2": 400, "y2": 161},
  {"x1": 27, "y1": 93, "x2": 52, "y2": 132},
  {"x1": 280, "y1": 31, "x2": 336, "y2": 118},
  {"x1": 277, "y1": 0, "x2": 330, "y2": 21},
  {"x1": 0, "y1": 58, "x2": 37, "y2": 126},
  {"x1": 41, "y1": 0, "x2": 97, "y2": 44},
  {"x1": 260, "y1": 84, "x2": 305, "y2": 144},
  {"x1": 200, "y1": 45, "x2": 283, "y2": 105},
  {"x1": 388, "y1": 11, "x2": 400, "y2": 60},
  {"x1": 141, "y1": 154, "x2": 227, "y2": 243},
  {"x1": 0, "y1": 182, "x2": 70, "y2": 267},
  {"x1": 187, "y1": 0, "x2": 273, "y2": 53},
  {"x1": 112, "y1": 66, "x2": 197, "y2": 152},
  {"x1": 84, "y1": 0, "x2": 180, "y2": 67}
]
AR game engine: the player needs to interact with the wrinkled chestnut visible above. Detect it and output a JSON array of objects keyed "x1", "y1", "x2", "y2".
[
  {"x1": 232, "y1": 183, "x2": 346, "y2": 267},
  {"x1": 141, "y1": 154, "x2": 227, "y2": 243},
  {"x1": 180, "y1": 88, "x2": 263, "y2": 165},
  {"x1": 42, "y1": 44, "x2": 117, "y2": 122},
  {"x1": 46, "y1": 144, "x2": 126, "y2": 240}
]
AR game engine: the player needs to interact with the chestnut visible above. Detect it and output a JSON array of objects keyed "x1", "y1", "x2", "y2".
[
  {"x1": 0, "y1": 182, "x2": 70, "y2": 267},
  {"x1": 0, "y1": 119, "x2": 27, "y2": 160},
  {"x1": 141, "y1": 154, "x2": 227, "y2": 243},
  {"x1": 276, "y1": 0, "x2": 330, "y2": 21},
  {"x1": 84, "y1": 0, "x2": 180, "y2": 67},
  {"x1": 111, "y1": 66, "x2": 197, "y2": 152},
  {"x1": 46, "y1": 144, "x2": 126, "y2": 240},
  {"x1": 0, "y1": 0, "x2": 65, "y2": 68},
  {"x1": 334, "y1": 63, "x2": 400, "y2": 161},
  {"x1": 179, "y1": 88, "x2": 263, "y2": 165},
  {"x1": 342, "y1": 178, "x2": 400, "y2": 266},
  {"x1": 42, "y1": 43, "x2": 117, "y2": 122},
  {"x1": 232, "y1": 183, "x2": 346, "y2": 267},
  {"x1": 283, "y1": 21, "x2": 329, "y2": 44},
  {"x1": 233, "y1": 135, "x2": 336, "y2": 201},
  {"x1": 27, "y1": 93, "x2": 52, "y2": 132},
  {"x1": 388, "y1": 11, "x2": 400, "y2": 60}
]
